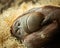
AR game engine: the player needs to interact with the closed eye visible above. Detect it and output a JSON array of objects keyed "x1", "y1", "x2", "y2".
[
  {"x1": 18, "y1": 23, "x2": 20, "y2": 26},
  {"x1": 15, "y1": 28, "x2": 20, "y2": 33}
]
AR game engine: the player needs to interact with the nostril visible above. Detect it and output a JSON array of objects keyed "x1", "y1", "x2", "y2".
[{"x1": 15, "y1": 22, "x2": 21, "y2": 33}]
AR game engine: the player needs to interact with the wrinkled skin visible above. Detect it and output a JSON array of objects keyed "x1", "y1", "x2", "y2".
[{"x1": 11, "y1": 5, "x2": 60, "y2": 48}]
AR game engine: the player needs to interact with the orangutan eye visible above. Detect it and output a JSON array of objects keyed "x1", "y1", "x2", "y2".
[
  {"x1": 15, "y1": 28, "x2": 20, "y2": 33},
  {"x1": 17, "y1": 29, "x2": 21, "y2": 35},
  {"x1": 18, "y1": 23, "x2": 20, "y2": 26}
]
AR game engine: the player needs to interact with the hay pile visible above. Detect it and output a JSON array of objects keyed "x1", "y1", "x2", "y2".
[{"x1": 0, "y1": 0, "x2": 60, "y2": 48}]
